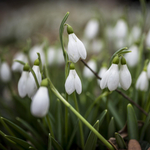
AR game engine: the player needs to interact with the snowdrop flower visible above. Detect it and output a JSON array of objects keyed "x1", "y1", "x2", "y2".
[
  {"x1": 67, "y1": 25, "x2": 87, "y2": 63},
  {"x1": 29, "y1": 44, "x2": 45, "y2": 65},
  {"x1": 26, "y1": 59, "x2": 42, "y2": 98},
  {"x1": 83, "y1": 60, "x2": 97, "y2": 79},
  {"x1": 18, "y1": 63, "x2": 30, "y2": 98},
  {"x1": 31, "y1": 78, "x2": 50, "y2": 117},
  {"x1": 124, "y1": 45, "x2": 139, "y2": 67},
  {"x1": 0, "y1": 61, "x2": 11, "y2": 82},
  {"x1": 131, "y1": 25, "x2": 141, "y2": 42},
  {"x1": 119, "y1": 57, "x2": 132, "y2": 90},
  {"x1": 65, "y1": 63, "x2": 82, "y2": 95},
  {"x1": 12, "y1": 52, "x2": 28, "y2": 72},
  {"x1": 84, "y1": 19, "x2": 99, "y2": 40},
  {"x1": 146, "y1": 29, "x2": 150, "y2": 47},
  {"x1": 113, "y1": 19, "x2": 128, "y2": 39},
  {"x1": 97, "y1": 66, "x2": 107, "y2": 84},
  {"x1": 147, "y1": 62, "x2": 150, "y2": 79},
  {"x1": 136, "y1": 70, "x2": 149, "y2": 91},
  {"x1": 91, "y1": 39, "x2": 103, "y2": 53},
  {"x1": 47, "y1": 47, "x2": 56, "y2": 66},
  {"x1": 100, "y1": 56, "x2": 119, "y2": 91}
]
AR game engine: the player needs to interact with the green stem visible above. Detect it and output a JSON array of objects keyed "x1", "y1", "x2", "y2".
[
  {"x1": 48, "y1": 79, "x2": 115, "y2": 150},
  {"x1": 73, "y1": 92, "x2": 84, "y2": 149},
  {"x1": 46, "y1": 114, "x2": 54, "y2": 138}
]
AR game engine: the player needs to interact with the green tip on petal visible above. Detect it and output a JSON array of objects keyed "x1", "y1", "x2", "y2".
[
  {"x1": 34, "y1": 59, "x2": 40, "y2": 66},
  {"x1": 121, "y1": 56, "x2": 126, "y2": 65},
  {"x1": 67, "y1": 25, "x2": 74, "y2": 34},
  {"x1": 41, "y1": 78, "x2": 49, "y2": 87},
  {"x1": 23, "y1": 63, "x2": 30, "y2": 71},
  {"x1": 70, "y1": 63, "x2": 75, "y2": 70},
  {"x1": 112, "y1": 55, "x2": 119, "y2": 64}
]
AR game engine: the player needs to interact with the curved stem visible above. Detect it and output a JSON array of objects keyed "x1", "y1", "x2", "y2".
[{"x1": 47, "y1": 78, "x2": 115, "y2": 150}]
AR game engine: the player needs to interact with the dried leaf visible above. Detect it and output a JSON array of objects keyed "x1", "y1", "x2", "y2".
[{"x1": 128, "y1": 139, "x2": 141, "y2": 150}]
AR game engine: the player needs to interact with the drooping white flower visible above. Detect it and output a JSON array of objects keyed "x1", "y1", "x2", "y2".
[
  {"x1": 136, "y1": 71, "x2": 149, "y2": 91},
  {"x1": 65, "y1": 68, "x2": 82, "y2": 95},
  {"x1": 147, "y1": 62, "x2": 150, "y2": 79},
  {"x1": 120, "y1": 65, "x2": 132, "y2": 90},
  {"x1": 100, "y1": 64, "x2": 119, "y2": 91},
  {"x1": 26, "y1": 60, "x2": 42, "y2": 98},
  {"x1": 91, "y1": 39, "x2": 103, "y2": 53},
  {"x1": 84, "y1": 19, "x2": 99, "y2": 40},
  {"x1": 31, "y1": 79, "x2": 49, "y2": 117},
  {"x1": 131, "y1": 25, "x2": 141, "y2": 42},
  {"x1": 47, "y1": 47, "x2": 56, "y2": 66},
  {"x1": 67, "y1": 25, "x2": 87, "y2": 63},
  {"x1": 18, "y1": 64, "x2": 30, "y2": 98},
  {"x1": 83, "y1": 60, "x2": 97, "y2": 79},
  {"x1": 11, "y1": 52, "x2": 28, "y2": 72},
  {"x1": 29, "y1": 44, "x2": 45, "y2": 65},
  {"x1": 124, "y1": 45, "x2": 139, "y2": 67},
  {"x1": 146, "y1": 29, "x2": 150, "y2": 47},
  {"x1": 0, "y1": 62, "x2": 11, "y2": 82}
]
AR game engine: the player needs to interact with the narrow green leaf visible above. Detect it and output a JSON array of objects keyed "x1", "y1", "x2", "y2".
[
  {"x1": 139, "y1": 141, "x2": 150, "y2": 150},
  {"x1": 1, "y1": 117, "x2": 44, "y2": 150},
  {"x1": 108, "y1": 117, "x2": 115, "y2": 138},
  {"x1": 51, "y1": 135, "x2": 63, "y2": 150},
  {"x1": 59, "y1": 12, "x2": 70, "y2": 60},
  {"x1": 140, "y1": 112, "x2": 150, "y2": 140},
  {"x1": 115, "y1": 132, "x2": 127, "y2": 149},
  {"x1": 48, "y1": 133, "x2": 52, "y2": 150},
  {"x1": 13, "y1": 60, "x2": 25, "y2": 65},
  {"x1": 127, "y1": 103, "x2": 139, "y2": 140},
  {"x1": 99, "y1": 109, "x2": 107, "y2": 127},
  {"x1": 84, "y1": 120, "x2": 99, "y2": 150},
  {"x1": 6, "y1": 136, "x2": 36, "y2": 150},
  {"x1": 37, "y1": 119, "x2": 48, "y2": 135}
]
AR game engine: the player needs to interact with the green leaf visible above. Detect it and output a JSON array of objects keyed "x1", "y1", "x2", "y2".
[
  {"x1": 139, "y1": 141, "x2": 150, "y2": 150},
  {"x1": 0, "y1": 143, "x2": 7, "y2": 150},
  {"x1": 127, "y1": 103, "x2": 139, "y2": 140},
  {"x1": 50, "y1": 135, "x2": 63, "y2": 150},
  {"x1": 59, "y1": 12, "x2": 69, "y2": 61},
  {"x1": 6, "y1": 135, "x2": 36, "y2": 150},
  {"x1": 48, "y1": 133, "x2": 52, "y2": 150},
  {"x1": 84, "y1": 120, "x2": 99, "y2": 150},
  {"x1": 99, "y1": 109, "x2": 107, "y2": 127},
  {"x1": 140, "y1": 112, "x2": 150, "y2": 140},
  {"x1": 13, "y1": 59, "x2": 26, "y2": 65},
  {"x1": 108, "y1": 117, "x2": 115, "y2": 138},
  {"x1": 1, "y1": 117, "x2": 44, "y2": 150},
  {"x1": 115, "y1": 132, "x2": 127, "y2": 149}
]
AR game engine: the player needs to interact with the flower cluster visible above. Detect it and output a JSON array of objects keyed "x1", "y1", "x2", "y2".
[{"x1": 100, "y1": 56, "x2": 132, "y2": 91}]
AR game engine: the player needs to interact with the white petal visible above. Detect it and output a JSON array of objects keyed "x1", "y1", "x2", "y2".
[
  {"x1": 32, "y1": 66, "x2": 42, "y2": 85},
  {"x1": 136, "y1": 71, "x2": 149, "y2": 91},
  {"x1": 98, "y1": 67, "x2": 107, "y2": 84},
  {"x1": 0, "y1": 62, "x2": 11, "y2": 82},
  {"x1": 74, "y1": 71, "x2": 82, "y2": 94},
  {"x1": 47, "y1": 47, "x2": 56, "y2": 65},
  {"x1": 120, "y1": 65, "x2": 132, "y2": 90},
  {"x1": 65, "y1": 70, "x2": 75, "y2": 95},
  {"x1": 147, "y1": 62, "x2": 150, "y2": 79},
  {"x1": 18, "y1": 71, "x2": 29, "y2": 98},
  {"x1": 68, "y1": 34, "x2": 80, "y2": 63},
  {"x1": 31, "y1": 87, "x2": 49, "y2": 117},
  {"x1": 100, "y1": 69, "x2": 110, "y2": 89},
  {"x1": 107, "y1": 64, "x2": 119, "y2": 91},
  {"x1": 26, "y1": 72, "x2": 37, "y2": 98}
]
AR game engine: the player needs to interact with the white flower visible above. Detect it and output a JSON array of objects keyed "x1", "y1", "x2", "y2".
[
  {"x1": 146, "y1": 30, "x2": 150, "y2": 47},
  {"x1": 98, "y1": 66, "x2": 107, "y2": 84},
  {"x1": 47, "y1": 47, "x2": 56, "y2": 66},
  {"x1": 147, "y1": 62, "x2": 150, "y2": 79},
  {"x1": 29, "y1": 45, "x2": 45, "y2": 65},
  {"x1": 119, "y1": 64, "x2": 132, "y2": 90},
  {"x1": 0, "y1": 62, "x2": 11, "y2": 82},
  {"x1": 124, "y1": 45, "x2": 139, "y2": 67},
  {"x1": 65, "y1": 69, "x2": 82, "y2": 95},
  {"x1": 31, "y1": 87, "x2": 49, "y2": 117},
  {"x1": 136, "y1": 71, "x2": 149, "y2": 91},
  {"x1": 67, "y1": 33, "x2": 87, "y2": 63},
  {"x1": 84, "y1": 19, "x2": 99, "y2": 40},
  {"x1": 100, "y1": 64, "x2": 119, "y2": 91},
  {"x1": 91, "y1": 39, "x2": 103, "y2": 53},
  {"x1": 11, "y1": 52, "x2": 28, "y2": 72},
  {"x1": 83, "y1": 60, "x2": 97, "y2": 79},
  {"x1": 113, "y1": 19, "x2": 128, "y2": 39},
  {"x1": 26, "y1": 65, "x2": 42, "y2": 98},
  {"x1": 18, "y1": 71, "x2": 29, "y2": 98},
  {"x1": 131, "y1": 25, "x2": 141, "y2": 42}
]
